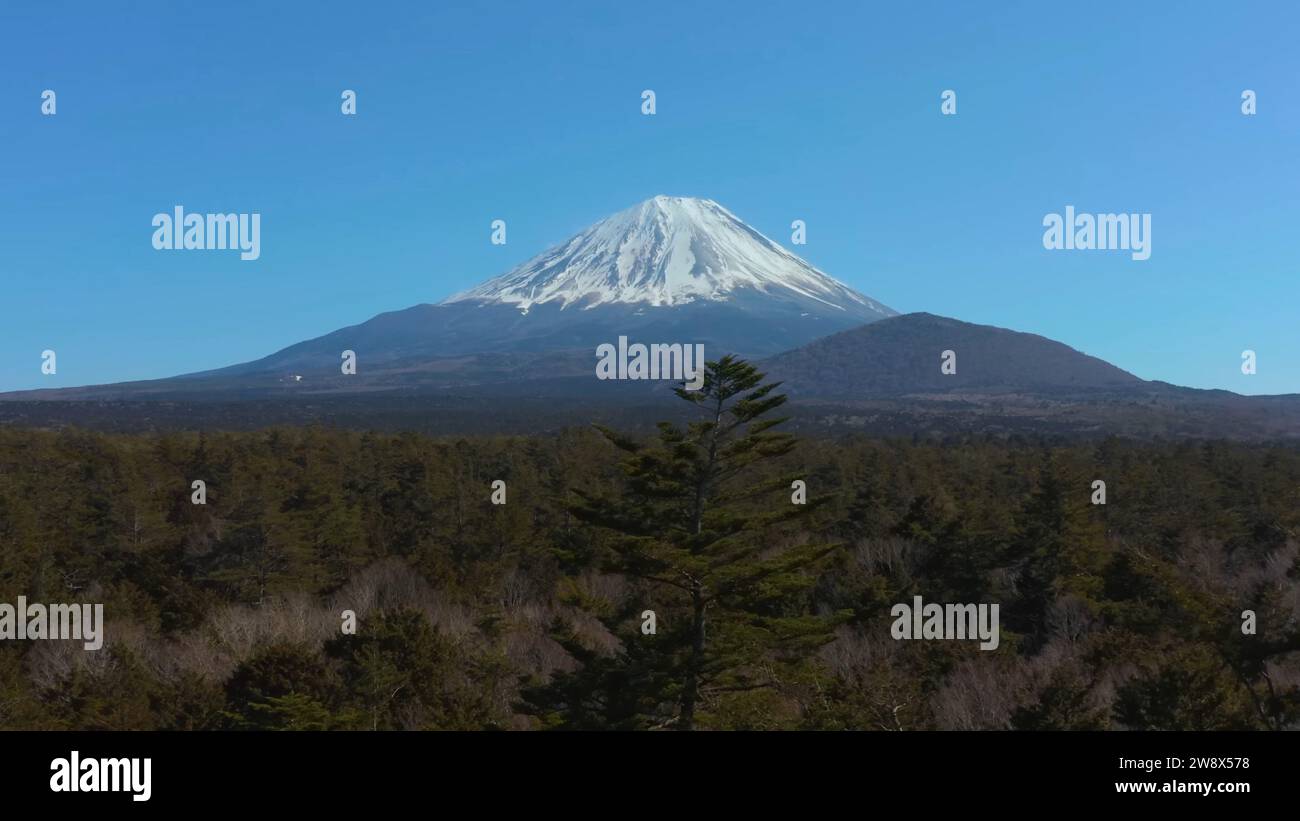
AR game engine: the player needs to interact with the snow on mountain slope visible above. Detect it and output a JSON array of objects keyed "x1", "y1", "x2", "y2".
[
  {"x1": 443, "y1": 195, "x2": 895, "y2": 319},
  {"x1": 11, "y1": 196, "x2": 900, "y2": 395}
]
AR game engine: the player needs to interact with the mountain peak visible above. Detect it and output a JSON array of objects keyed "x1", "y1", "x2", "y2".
[
  {"x1": 443, "y1": 196, "x2": 894, "y2": 319},
  {"x1": 617, "y1": 194, "x2": 722, "y2": 216},
  {"x1": 646, "y1": 194, "x2": 716, "y2": 206}
]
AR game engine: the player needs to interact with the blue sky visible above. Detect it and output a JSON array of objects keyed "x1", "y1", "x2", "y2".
[{"x1": 1, "y1": 0, "x2": 1296, "y2": 393}]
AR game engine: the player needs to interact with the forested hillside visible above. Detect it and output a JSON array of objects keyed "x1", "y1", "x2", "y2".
[{"x1": 1, "y1": 368, "x2": 1298, "y2": 730}]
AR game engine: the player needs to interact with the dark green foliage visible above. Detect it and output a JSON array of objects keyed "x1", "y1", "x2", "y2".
[
  {"x1": 223, "y1": 643, "x2": 342, "y2": 729},
  {"x1": 326, "y1": 608, "x2": 508, "y2": 730},
  {"x1": 543, "y1": 356, "x2": 844, "y2": 729},
  {"x1": 0, "y1": 407, "x2": 1298, "y2": 730}
]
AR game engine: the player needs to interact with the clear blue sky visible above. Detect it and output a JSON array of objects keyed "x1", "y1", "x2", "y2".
[{"x1": 1, "y1": 0, "x2": 1297, "y2": 393}]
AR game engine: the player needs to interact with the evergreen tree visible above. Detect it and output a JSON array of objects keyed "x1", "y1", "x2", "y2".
[
  {"x1": 1007, "y1": 455, "x2": 1108, "y2": 645},
  {"x1": 327, "y1": 608, "x2": 507, "y2": 730},
  {"x1": 222, "y1": 642, "x2": 342, "y2": 730},
  {"x1": 549, "y1": 356, "x2": 843, "y2": 729}
]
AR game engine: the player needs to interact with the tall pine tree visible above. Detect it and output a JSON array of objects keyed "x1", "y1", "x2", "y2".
[{"x1": 534, "y1": 356, "x2": 842, "y2": 729}]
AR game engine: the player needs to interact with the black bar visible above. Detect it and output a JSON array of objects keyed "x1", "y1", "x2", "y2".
[{"x1": 3, "y1": 730, "x2": 1283, "y2": 808}]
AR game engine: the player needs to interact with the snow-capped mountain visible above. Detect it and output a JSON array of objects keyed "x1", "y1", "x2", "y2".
[
  {"x1": 198, "y1": 196, "x2": 897, "y2": 377},
  {"x1": 444, "y1": 195, "x2": 894, "y2": 321},
  {"x1": 9, "y1": 203, "x2": 1299, "y2": 442},
  {"x1": 13, "y1": 196, "x2": 899, "y2": 398}
]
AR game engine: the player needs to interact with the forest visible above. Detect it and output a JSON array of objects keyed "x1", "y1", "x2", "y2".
[{"x1": 0, "y1": 357, "x2": 1297, "y2": 731}]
